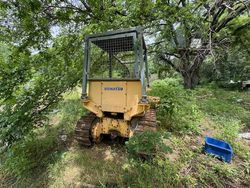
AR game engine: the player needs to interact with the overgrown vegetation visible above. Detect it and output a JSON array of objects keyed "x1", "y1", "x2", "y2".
[
  {"x1": 149, "y1": 78, "x2": 201, "y2": 133},
  {"x1": 1, "y1": 82, "x2": 249, "y2": 187},
  {"x1": 0, "y1": 89, "x2": 85, "y2": 187},
  {"x1": 0, "y1": 1, "x2": 249, "y2": 187},
  {"x1": 0, "y1": 38, "x2": 83, "y2": 145},
  {"x1": 126, "y1": 131, "x2": 172, "y2": 159},
  {"x1": 1, "y1": 0, "x2": 249, "y2": 148},
  {"x1": 195, "y1": 85, "x2": 250, "y2": 127}
]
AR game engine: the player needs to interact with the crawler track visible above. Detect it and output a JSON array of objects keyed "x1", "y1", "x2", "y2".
[
  {"x1": 75, "y1": 109, "x2": 157, "y2": 146},
  {"x1": 134, "y1": 109, "x2": 157, "y2": 134},
  {"x1": 75, "y1": 113, "x2": 96, "y2": 146}
]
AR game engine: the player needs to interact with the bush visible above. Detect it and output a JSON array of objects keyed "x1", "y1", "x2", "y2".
[
  {"x1": 126, "y1": 131, "x2": 172, "y2": 159},
  {"x1": 149, "y1": 78, "x2": 201, "y2": 133}
]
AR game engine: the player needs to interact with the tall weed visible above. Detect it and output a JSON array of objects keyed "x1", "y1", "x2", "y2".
[
  {"x1": 149, "y1": 78, "x2": 201, "y2": 133},
  {"x1": 2, "y1": 131, "x2": 59, "y2": 178}
]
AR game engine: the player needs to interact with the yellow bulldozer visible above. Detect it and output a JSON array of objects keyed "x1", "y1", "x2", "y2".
[{"x1": 75, "y1": 27, "x2": 157, "y2": 146}]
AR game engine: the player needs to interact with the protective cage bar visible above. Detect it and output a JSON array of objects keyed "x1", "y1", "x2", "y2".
[
  {"x1": 89, "y1": 32, "x2": 136, "y2": 80},
  {"x1": 81, "y1": 27, "x2": 149, "y2": 100}
]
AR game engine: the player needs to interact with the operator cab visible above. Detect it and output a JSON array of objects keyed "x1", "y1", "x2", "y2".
[{"x1": 81, "y1": 27, "x2": 149, "y2": 103}]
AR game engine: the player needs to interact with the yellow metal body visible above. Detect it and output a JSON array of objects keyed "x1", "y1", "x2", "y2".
[
  {"x1": 82, "y1": 80, "x2": 149, "y2": 139},
  {"x1": 82, "y1": 80, "x2": 150, "y2": 120},
  {"x1": 91, "y1": 117, "x2": 133, "y2": 142}
]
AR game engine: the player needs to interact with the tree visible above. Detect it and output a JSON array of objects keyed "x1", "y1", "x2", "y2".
[
  {"x1": 0, "y1": 0, "x2": 132, "y2": 144},
  {"x1": 0, "y1": 36, "x2": 83, "y2": 144},
  {"x1": 0, "y1": 0, "x2": 130, "y2": 47},
  {"x1": 148, "y1": 0, "x2": 250, "y2": 89},
  {"x1": 200, "y1": 15, "x2": 250, "y2": 84}
]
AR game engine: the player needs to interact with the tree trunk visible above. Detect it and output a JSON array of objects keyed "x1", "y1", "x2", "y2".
[
  {"x1": 180, "y1": 48, "x2": 207, "y2": 89},
  {"x1": 182, "y1": 69, "x2": 200, "y2": 89}
]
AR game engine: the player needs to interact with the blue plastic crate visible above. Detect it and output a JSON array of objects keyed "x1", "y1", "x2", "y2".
[{"x1": 204, "y1": 136, "x2": 233, "y2": 163}]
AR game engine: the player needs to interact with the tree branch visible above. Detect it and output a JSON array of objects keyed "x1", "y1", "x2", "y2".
[
  {"x1": 80, "y1": 0, "x2": 93, "y2": 13},
  {"x1": 215, "y1": 3, "x2": 249, "y2": 32},
  {"x1": 210, "y1": 5, "x2": 226, "y2": 32},
  {"x1": 159, "y1": 54, "x2": 181, "y2": 73}
]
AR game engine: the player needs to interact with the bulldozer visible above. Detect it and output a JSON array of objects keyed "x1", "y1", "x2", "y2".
[{"x1": 75, "y1": 27, "x2": 157, "y2": 146}]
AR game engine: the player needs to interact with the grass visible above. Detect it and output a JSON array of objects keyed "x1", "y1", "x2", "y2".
[
  {"x1": 194, "y1": 85, "x2": 250, "y2": 128},
  {"x1": 0, "y1": 85, "x2": 250, "y2": 187},
  {"x1": 47, "y1": 145, "x2": 126, "y2": 187}
]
